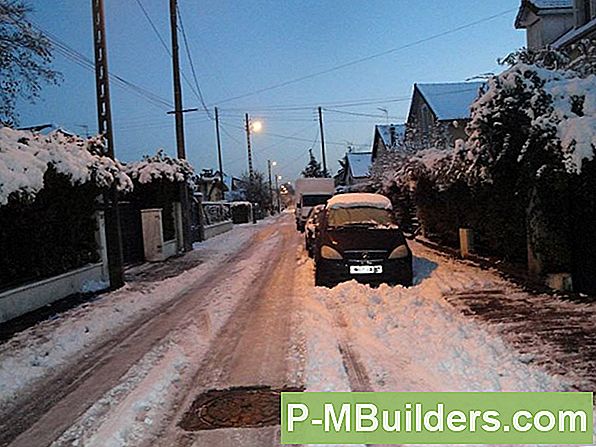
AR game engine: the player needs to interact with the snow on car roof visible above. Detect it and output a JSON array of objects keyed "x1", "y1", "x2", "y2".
[{"x1": 327, "y1": 193, "x2": 392, "y2": 210}]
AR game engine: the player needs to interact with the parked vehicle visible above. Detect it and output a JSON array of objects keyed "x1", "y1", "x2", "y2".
[
  {"x1": 294, "y1": 178, "x2": 334, "y2": 232},
  {"x1": 304, "y1": 204, "x2": 326, "y2": 258},
  {"x1": 313, "y1": 193, "x2": 413, "y2": 288}
]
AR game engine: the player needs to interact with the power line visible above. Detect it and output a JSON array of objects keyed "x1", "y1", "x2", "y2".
[
  {"x1": 176, "y1": 4, "x2": 212, "y2": 119},
  {"x1": 209, "y1": 8, "x2": 515, "y2": 106},
  {"x1": 134, "y1": 0, "x2": 171, "y2": 54},
  {"x1": 31, "y1": 22, "x2": 173, "y2": 110},
  {"x1": 323, "y1": 108, "x2": 405, "y2": 120},
  {"x1": 133, "y1": 0, "x2": 208, "y2": 109}
]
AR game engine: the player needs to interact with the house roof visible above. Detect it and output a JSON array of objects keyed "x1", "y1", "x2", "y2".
[
  {"x1": 347, "y1": 152, "x2": 372, "y2": 179},
  {"x1": 553, "y1": 17, "x2": 596, "y2": 48},
  {"x1": 375, "y1": 124, "x2": 406, "y2": 148},
  {"x1": 515, "y1": 0, "x2": 573, "y2": 28},
  {"x1": 415, "y1": 82, "x2": 485, "y2": 121}
]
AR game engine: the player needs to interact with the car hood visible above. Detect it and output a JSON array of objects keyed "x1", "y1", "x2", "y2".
[{"x1": 322, "y1": 226, "x2": 406, "y2": 252}]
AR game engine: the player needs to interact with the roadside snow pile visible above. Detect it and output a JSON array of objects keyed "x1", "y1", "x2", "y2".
[
  {"x1": 0, "y1": 127, "x2": 132, "y2": 205},
  {"x1": 328, "y1": 193, "x2": 392, "y2": 210},
  {"x1": 124, "y1": 149, "x2": 195, "y2": 185},
  {"x1": 301, "y1": 244, "x2": 568, "y2": 394}
]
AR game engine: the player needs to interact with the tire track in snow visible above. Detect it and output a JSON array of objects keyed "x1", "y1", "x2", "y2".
[{"x1": 1, "y1": 222, "x2": 283, "y2": 447}]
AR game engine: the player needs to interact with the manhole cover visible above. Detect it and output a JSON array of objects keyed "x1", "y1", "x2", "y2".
[{"x1": 179, "y1": 385, "x2": 303, "y2": 431}]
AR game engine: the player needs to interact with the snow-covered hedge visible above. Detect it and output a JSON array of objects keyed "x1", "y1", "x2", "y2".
[
  {"x1": 124, "y1": 149, "x2": 195, "y2": 186},
  {"x1": 370, "y1": 43, "x2": 596, "y2": 277},
  {"x1": 0, "y1": 127, "x2": 132, "y2": 206}
]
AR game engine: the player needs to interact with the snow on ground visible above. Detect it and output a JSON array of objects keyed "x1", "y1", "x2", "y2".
[
  {"x1": 298, "y1": 241, "x2": 568, "y2": 394},
  {"x1": 0, "y1": 219, "x2": 274, "y2": 410},
  {"x1": 52, "y1": 231, "x2": 283, "y2": 446}
]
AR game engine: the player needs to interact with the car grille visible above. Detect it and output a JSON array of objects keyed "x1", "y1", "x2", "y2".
[{"x1": 343, "y1": 250, "x2": 388, "y2": 261}]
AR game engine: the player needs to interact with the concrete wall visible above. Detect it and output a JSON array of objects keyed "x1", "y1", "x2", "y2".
[
  {"x1": 0, "y1": 211, "x2": 109, "y2": 323},
  {"x1": 204, "y1": 221, "x2": 233, "y2": 239}
]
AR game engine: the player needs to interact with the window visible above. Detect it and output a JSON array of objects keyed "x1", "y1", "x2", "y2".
[
  {"x1": 327, "y1": 207, "x2": 396, "y2": 228},
  {"x1": 582, "y1": 0, "x2": 592, "y2": 24}
]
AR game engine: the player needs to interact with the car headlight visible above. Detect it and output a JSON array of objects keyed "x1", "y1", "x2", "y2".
[
  {"x1": 388, "y1": 244, "x2": 409, "y2": 259},
  {"x1": 321, "y1": 245, "x2": 343, "y2": 260}
]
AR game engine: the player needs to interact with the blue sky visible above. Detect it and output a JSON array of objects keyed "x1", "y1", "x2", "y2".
[{"x1": 20, "y1": 0, "x2": 525, "y2": 181}]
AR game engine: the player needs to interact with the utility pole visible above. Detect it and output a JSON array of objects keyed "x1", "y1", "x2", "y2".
[
  {"x1": 244, "y1": 113, "x2": 254, "y2": 178},
  {"x1": 275, "y1": 175, "x2": 281, "y2": 213},
  {"x1": 91, "y1": 0, "x2": 124, "y2": 289},
  {"x1": 318, "y1": 106, "x2": 328, "y2": 177},
  {"x1": 214, "y1": 107, "x2": 224, "y2": 185},
  {"x1": 169, "y1": 0, "x2": 194, "y2": 249},
  {"x1": 267, "y1": 159, "x2": 273, "y2": 214}
]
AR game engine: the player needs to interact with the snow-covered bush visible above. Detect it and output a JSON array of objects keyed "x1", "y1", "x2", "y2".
[
  {"x1": 371, "y1": 42, "x2": 596, "y2": 276},
  {"x1": 124, "y1": 149, "x2": 196, "y2": 187},
  {"x1": 0, "y1": 127, "x2": 132, "y2": 206}
]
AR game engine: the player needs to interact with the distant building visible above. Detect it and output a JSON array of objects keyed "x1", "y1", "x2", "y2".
[
  {"x1": 405, "y1": 82, "x2": 484, "y2": 149},
  {"x1": 197, "y1": 169, "x2": 228, "y2": 202},
  {"x1": 515, "y1": 0, "x2": 574, "y2": 50},
  {"x1": 334, "y1": 151, "x2": 373, "y2": 187},
  {"x1": 371, "y1": 124, "x2": 406, "y2": 161}
]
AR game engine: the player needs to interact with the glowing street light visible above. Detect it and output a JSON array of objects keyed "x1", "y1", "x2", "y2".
[{"x1": 251, "y1": 120, "x2": 263, "y2": 133}]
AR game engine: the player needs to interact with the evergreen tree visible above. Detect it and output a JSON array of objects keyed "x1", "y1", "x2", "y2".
[
  {"x1": 238, "y1": 170, "x2": 270, "y2": 209},
  {"x1": 301, "y1": 149, "x2": 328, "y2": 178}
]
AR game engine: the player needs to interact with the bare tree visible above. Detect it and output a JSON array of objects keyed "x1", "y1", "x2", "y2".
[{"x1": 0, "y1": 0, "x2": 61, "y2": 126}]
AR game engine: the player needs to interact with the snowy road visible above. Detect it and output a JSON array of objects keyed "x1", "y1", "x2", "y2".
[{"x1": 0, "y1": 213, "x2": 593, "y2": 446}]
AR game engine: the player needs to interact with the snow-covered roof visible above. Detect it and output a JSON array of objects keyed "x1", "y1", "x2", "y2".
[
  {"x1": 553, "y1": 17, "x2": 596, "y2": 48},
  {"x1": 0, "y1": 127, "x2": 132, "y2": 206},
  {"x1": 515, "y1": 0, "x2": 573, "y2": 28},
  {"x1": 327, "y1": 193, "x2": 392, "y2": 210},
  {"x1": 347, "y1": 152, "x2": 372, "y2": 178},
  {"x1": 416, "y1": 82, "x2": 485, "y2": 121},
  {"x1": 376, "y1": 124, "x2": 406, "y2": 148},
  {"x1": 529, "y1": 0, "x2": 572, "y2": 9}
]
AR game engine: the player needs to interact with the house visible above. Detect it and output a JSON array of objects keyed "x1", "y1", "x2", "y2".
[
  {"x1": 405, "y1": 82, "x2": 484, "y2": 149},
  {"x1": 371, "y1": 124, "x2": 406, "y2": 161},
  {"x1": 515, "y1": 0, "x2": 575, "y2": 50},
  {"x1": 197, "y1": 169, "x2": 228, "y2": 202},
  {"x1": 334, "y1": 151, "x2": 373, "y2": 187},
  {"x1": 552, "y1": 0, "x2": 596, "y2": 50}
]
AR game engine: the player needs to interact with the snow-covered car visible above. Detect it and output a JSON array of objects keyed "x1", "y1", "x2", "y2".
[
  {"x1": 304, "y1": 204, "x2": 326, "y2": 258},
  {"x1": 313, "y1": 193, "x2": 413, "y2": 288}
]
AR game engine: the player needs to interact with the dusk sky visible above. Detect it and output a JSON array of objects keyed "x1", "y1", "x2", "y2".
[{"x1": 21, "y1": 0, "x2": 525, "y2": 181}]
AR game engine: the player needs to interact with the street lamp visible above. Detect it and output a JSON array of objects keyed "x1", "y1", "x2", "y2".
[{"x1": 251, "y1": 120, "x2": 263, "y2": 133}]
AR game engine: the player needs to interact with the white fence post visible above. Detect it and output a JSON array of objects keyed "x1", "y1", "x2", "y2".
[{"x1": 141, "y1": 208, "x2": 165, "y2": 262}]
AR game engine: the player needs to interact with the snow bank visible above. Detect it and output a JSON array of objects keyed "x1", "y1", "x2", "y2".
[
  {"x1": 299, "y1": 241, "x2": 569, "y2": 395},
  {"x1": 0, "y1": 221, "x2": 272, "y2": 408},
  {"x1": 328, "y1": 193, "x2": 392, "y2": 210},
  {"x1": 0, "y1": 127, "x2": 132, "y2": 205}
]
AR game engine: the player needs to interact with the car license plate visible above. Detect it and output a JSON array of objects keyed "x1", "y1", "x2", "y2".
[{"x1": 350, "y1": 265, "x2": 383, "y2": 274}]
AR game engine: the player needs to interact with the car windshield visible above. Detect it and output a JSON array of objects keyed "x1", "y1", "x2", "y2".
[
  {"x1": 302, "y1": 194, "x2": 331, "y2": 207},
  {"x1": 327, "y1": 207, "x2": 396, "y2": 228}
]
